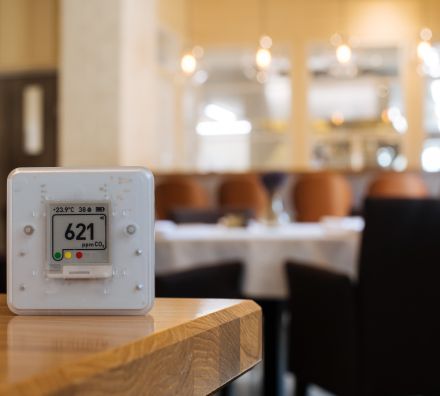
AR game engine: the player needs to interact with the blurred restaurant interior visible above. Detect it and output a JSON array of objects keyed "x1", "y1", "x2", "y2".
[{"x1": 2, "y1": 0, "x2": 440, "y2": 395}]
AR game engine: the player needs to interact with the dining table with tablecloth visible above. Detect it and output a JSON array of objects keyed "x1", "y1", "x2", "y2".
[{"x1": 155, "y1": 218, "x2": 363, "y2": 299}]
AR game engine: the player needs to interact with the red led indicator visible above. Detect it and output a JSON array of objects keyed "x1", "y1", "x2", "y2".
[{"x1": 76, "y1": 252, "x2": 83, "y2": 259}]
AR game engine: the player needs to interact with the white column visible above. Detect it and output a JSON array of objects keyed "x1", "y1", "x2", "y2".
[
  {"x1": 59, "y1": 0, "x2": 157, "y2": 167},
  {"x1": 118, "y1": 0, "x2": 157, "y2": 166}
]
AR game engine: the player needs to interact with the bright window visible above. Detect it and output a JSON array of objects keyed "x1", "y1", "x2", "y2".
[
  {"x1": 183, "y1": 47, "x2": 292, "y2": 171},
  {"x1": 308, "y1": 45, "x2": 406, "y2": 170}
]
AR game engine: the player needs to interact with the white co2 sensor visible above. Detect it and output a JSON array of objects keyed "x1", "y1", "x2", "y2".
[{"x1": 7, "y1": 167, "x2": 155, "y2": 315}]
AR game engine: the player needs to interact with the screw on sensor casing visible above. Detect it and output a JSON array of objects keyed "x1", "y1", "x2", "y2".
[
  {"x1": 23, "y1": 225, "x2": 34, "y2": 235},
  {"x1": 126, "y1": 224, "x2": 136, "y2": 235}
]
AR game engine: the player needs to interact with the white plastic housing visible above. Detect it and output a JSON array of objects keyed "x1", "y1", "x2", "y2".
[{"x1": 7, "y1": 167, "x2": 155, "y2": 315}]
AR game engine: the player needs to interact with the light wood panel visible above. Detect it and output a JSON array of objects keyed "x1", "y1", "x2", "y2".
[
  {"x1": 0, "y1": 295, "x2": 262, "y2": 395},
  {"x1": 0, "y1": 0, "x2": 58, "y2": 72}
]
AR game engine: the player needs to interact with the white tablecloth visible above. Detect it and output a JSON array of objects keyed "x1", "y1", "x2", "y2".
[{"x1": 155, "y1": 220, "x2": 362, "y2": 299}]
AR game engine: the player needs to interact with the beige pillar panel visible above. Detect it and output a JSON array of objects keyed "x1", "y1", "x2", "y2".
[
  {"x1": 60, "y1": 0, "x2": 157, "y2": 167},
  {"x1": 291, "y1": 44, "x2": 310, "y2": 170},
  {"x1": 60, "y1": 0, "x2": 120, "y2": 166},
  {"x1": 173, "y1": 81, "x2": 186, "y2": 169},
  {"x1": 118, "y1": 0, "x2": 157, "y2": 167},
  {"x1": 402, "y1": 45, "x2": 424, "y2": 169}
]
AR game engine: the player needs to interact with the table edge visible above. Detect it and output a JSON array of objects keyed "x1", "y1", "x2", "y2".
[{"x1": 0, "y1": 298, "x2": 262, "y2": 395}]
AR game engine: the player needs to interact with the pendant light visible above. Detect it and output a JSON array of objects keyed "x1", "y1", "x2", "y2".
[
  {"x1": 180, "y1": 1, "x2": 202, "y2": 75},
  {"x1": 417, "y1": 0, "x2": 433, "y2": 62},
  {"x1": 255, "y1": 0, "x2": 272, "y2": 70},
  {"x1": 336, "y1": 42, "x2": 352, "y2": 64},
  {"x1": 332, "y1": 0, "x2": 352, "y2": 64},
  {"x1": 256, "y1": 37, "x2": 272, "y2": 70},
  {"x1": 417, "y1": 28, "x2": 432, "y2": 61},
  {"x1": 181, "y1": 52, "x2": 197, "y2": 75}
]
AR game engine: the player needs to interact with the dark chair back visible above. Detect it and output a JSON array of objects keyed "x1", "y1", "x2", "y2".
[
  {"x1": 155, "y1": 261, "x2": 243, "y2": 299},
  {"x1": 359, "y1": 198, "x2": 440, "y2": 395},
  {"x1": 285, "y1": 262, "x2": 357, "y2": 396}
]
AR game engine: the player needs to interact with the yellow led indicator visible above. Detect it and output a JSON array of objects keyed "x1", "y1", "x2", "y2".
[{"x1": 64, "y1": 251, "x2": 72, "y2": 259}]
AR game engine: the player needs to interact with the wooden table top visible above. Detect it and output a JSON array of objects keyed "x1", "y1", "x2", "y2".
[{"x1": 0, "y1": 295, "x2": 262, "y2": 396}]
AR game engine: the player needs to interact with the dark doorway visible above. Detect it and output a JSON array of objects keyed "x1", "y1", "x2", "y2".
[{"x1": 0, "y1": 71, "x2": 57, "y2": 255}]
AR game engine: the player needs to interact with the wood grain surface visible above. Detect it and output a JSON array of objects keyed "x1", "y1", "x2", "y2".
[{"x1": 0, "y1": 295, "x2": 262, "y2": 395}]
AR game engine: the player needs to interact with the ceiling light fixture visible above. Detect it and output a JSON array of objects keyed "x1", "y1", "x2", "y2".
[
  {"x1": 332, "y1": 0, "x2": 352, "y2": 65},
  {"x1": 181, "y1": 52, "x2": 197, "y2": 75},
  {"x1": 256, "y1": 46, "x2": 272, "y2": 70},
  {"x1": 255, "y1": 0, "x2": 272, "y2": 71},
  {"x1": 417, "y1": 27, "x2": 433, "y2": 61},
  {"x1": 336, "y1": 43, "x2": 352, "y2": 64},
  {"x1": 417, "y1": 0, "x2": 434, "y2": 64},
  {"x1": 180, "y1": 2, "x2": 202, "y2": 76}
]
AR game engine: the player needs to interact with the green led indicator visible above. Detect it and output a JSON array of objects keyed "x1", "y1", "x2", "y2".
[{"x1": 53, "y1": 251, "x2": 62, "y2": 261}]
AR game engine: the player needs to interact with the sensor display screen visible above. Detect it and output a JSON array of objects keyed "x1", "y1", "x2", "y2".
[{"x1": 48, "y1": 202, "x2": 110, "y2": 274}]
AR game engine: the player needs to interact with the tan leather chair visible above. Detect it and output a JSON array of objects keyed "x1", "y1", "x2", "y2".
[
  {"x1": 218, "y1": 174, "x2": 268, "y2": 219},
  {"x1": 155, "y1": 176, "x2": 209, "y2": 220},
  {"x1": 292, "y1": 172, "x2": 353, "y2": 222},
  {"x1": 367, "y1": 172, "x2": 428, "y2": 199}
]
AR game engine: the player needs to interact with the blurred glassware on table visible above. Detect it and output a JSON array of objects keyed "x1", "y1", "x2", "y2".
[
  {"x1": 169, "y1": 207, "x2": 254, "y2": 227},
  {"x1": 260, "y1": 171, "x2": 290, "y2": 225},
  {"x1": 218, "y1": 213, "x2": 250, "y2": 228},
  {"x1": 320, "y1": 215, "x2": 365, "y2": 234}
]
